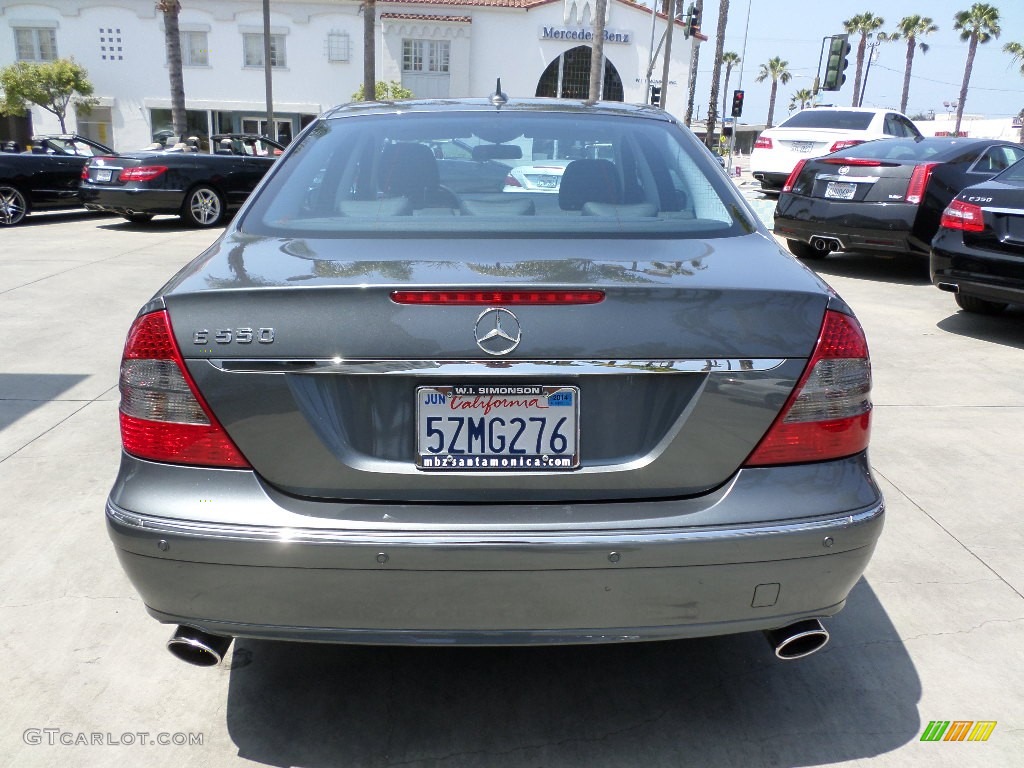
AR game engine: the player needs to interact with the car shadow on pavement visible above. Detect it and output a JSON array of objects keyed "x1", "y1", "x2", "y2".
[
  {"x1": 799, "y1": 252, "x2": 931, "y2": 287},
  {"x1": 936, "y1": 306, "x2": 1024, "y2": 349},
  {"x1": 15, "y1": 210, "x2": 112, "y2": 227},
  {"x1": 0, "y1": 373, "x2": 88, "y2": 432},
  {"x1": 223, "y1": 579, "x2": 920, "y2": 768}
]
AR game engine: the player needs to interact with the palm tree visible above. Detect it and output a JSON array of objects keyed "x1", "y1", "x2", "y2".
[
  {"x1": 1005, "y1": 41, "x2": 1024, "y2": 72},
  {"x1": 788, "y1": 88, "x2": 814, "y2": 112},
  {"x1": 157, "y1": 1, "x2": 186, "y2": 137},
  {"x1": 704, "y1": 0, "x2": 732, "y2": 148},
  {"x1": 588, "y1": 0, "x2": 608, "y2": 100},
  {"x1": 953, "y1": 3, "x2": 1001, "y2": 137},
  {"x1": 363, "y1": 0, "x2": 376, "y2": 101},
  {"x1": 843, "y1": 12, "x2": 885, "y2": 107},
  {"x1": 755, "y1": 57, "x2": 791, "y2": 128},
  {"x1": 1004, "y1": 41, "x2": 1024, "y2": 141},
  {"x1": 878, "y1": 15, "x2": 938, "y2": 115},
  {"x1": 720, "y1": 51, "x2": 741, "y2": 122}
]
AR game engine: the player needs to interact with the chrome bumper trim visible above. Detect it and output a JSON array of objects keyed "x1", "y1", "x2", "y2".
[
  {"x1": 207, "y1": 358, "x2": 788, "y2": 375},
  {"x1": 107, "y1": 500, "x2": 884, "y2": 547}
]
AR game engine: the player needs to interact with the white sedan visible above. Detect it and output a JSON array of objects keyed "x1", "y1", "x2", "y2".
[{"x1": 750, "y1": 107, "x2": 921, "y2": 194}]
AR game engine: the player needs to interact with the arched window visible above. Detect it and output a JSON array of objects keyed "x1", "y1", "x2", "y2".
[{"x1": 535, "y1": 46, "x2": 624, "y2": 101}]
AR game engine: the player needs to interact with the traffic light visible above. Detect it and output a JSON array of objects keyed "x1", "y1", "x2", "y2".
[
  {"x1": 650, "y1": 85, "x2": 662, "y2": 107},
  {"x1": 688, "y1": 4, "x2": 701, "y2": 39},
  {"x1": 731, "y1": 89, "x2": 745, "y2": 118},
  {"x1": 822, "y1": 34, "x2": 851, "y2": 92}
]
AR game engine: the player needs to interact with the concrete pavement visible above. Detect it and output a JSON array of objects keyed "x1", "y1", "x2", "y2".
[{"x1": 1, "y1": 211, "x2": 1022, "y2": 768}]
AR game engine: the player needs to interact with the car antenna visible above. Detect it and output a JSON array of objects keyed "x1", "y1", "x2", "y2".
[{"x1": 490, "y1": 78, "x2": 508, "y2": 108}]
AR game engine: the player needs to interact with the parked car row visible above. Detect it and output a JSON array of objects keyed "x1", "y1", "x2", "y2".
[
  {"x1": 0, "y1": 133, "x2": 283, "y2": 227},
  {"x1": 771, "y1": 134, "x2": 1024, "y2": 317}
]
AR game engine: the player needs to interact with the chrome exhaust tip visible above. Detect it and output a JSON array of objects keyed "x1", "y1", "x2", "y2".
[
  {"x1": 811, "y1": 237, "x2": 828, "y2": 251},
  {"x1": 936, "y1": 282, "x2": 960, "y2": 294},
  {"x1": 764, "y1": 619, "x2": 830, "y2": 660},
  {"x1": 166, "y1": 625, "x2": 233, "y2": 667}
]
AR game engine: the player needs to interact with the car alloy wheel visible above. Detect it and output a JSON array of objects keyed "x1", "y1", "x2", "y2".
[
  {"x1": 0, "y1": 185, "x2": 28, "y2": 226},
  {"x1": 183, "y1": 185, "x2": 224, "y2": 227}
]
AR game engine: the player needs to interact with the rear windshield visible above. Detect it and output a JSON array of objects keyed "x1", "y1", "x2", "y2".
[
  {"x1": 239, "y1": 111, "x2": 751, "y2": 238},
  {"x1": 998, "y1": 158, "x2": 1024, "y2": 181},
  {"x1": 779, "y1": 111, "x2": 874, "y2": 130}
]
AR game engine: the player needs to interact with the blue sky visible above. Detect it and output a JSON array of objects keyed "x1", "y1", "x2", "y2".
[{"x1": 679, "y1": 0, "x2": 1024, "y2": 124}]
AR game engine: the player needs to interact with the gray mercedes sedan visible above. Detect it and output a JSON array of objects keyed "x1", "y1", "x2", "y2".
[{"x1": 106, "y1": 94, "x2": 884, "y2": 666}]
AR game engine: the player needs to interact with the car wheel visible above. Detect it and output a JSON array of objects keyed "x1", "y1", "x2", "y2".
[
  {"x1": 954, "y1": 293, "x2": 1008, "y2": 315},
  {"x1": 0, "y1": 184, "x2": 29, "y2": 226},
  {"x1": 786, "y1": 239, "x2": 826, "y2": 260},
  {"x1": 124, "y1": 213, "x2": 154, "y2": 224},
  {"x1": 181, "y1": 185, "x2": 224, "y2": 227}
]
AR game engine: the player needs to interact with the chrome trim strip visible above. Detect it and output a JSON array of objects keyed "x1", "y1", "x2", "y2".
[
  {"x1": 815, "y1": 174, "x2": 881, "y2": 183},
  {"x1": 207, "y1": 358, "x2": 788, "y2": 375},
  {"x1": 107, "y1": 500, "x2": 884, "y2": 546},
  {"x1": 982, "y1": 206, "x2": 1024, "y2": 216}
]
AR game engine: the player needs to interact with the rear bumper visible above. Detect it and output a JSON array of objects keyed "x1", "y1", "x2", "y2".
[
  {"x1": 931, "y1": 235, "x2": 1024, "y2": 305},
  {"x1": 107, "y1": 456, "x2": 884, "y2": 646},
  {"x1": 79, "y1": 186, "x2": 185, "y2": 216},
  {"x1": 775, "y1": 194, "x2": 927, "y2": 254}
]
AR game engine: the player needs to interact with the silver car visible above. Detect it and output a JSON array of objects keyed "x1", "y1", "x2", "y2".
[{"x1": 107, "y1": 95, "x2": 884, "y2": 667}]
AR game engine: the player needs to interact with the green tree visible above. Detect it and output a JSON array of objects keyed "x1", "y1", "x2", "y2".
[
  {"x1": 953, "y1": 3, "x2": 1001, "y2": 137},
  {"x1": 788, "y1": 87, "x2": 814, "y2": 112},
  {"x1": 704, "y1": 0, "x2": 732, "y2": 148},
  {"x1": 157, "y1": 1, "x2": 186, "y2": 138},
  {"x1": 843, "y1": 12, "x2": 885, "y2": 107},
  {"x1": 351, "y1": 80, "x2": 413, "y2": 102},
  {"x1": 0, "y1": 58, "x2": 97, "y2": 133},
  {"x1": 878, "y1": 15, "x2": 938, "y2": 115},
  {"x1": 1004, "y1": 41, "x2": 1024, "y2": 141},
  {"x1": 755, "y1": 56, "x2": 791, "y2": 128},
  {"x1": 720, "y1": 51, "x2": 741, "y2": 123}
]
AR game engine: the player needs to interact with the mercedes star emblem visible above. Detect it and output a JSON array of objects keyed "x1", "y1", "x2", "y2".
[{"x1": 474, "y1": 307, "x2": 522, "y2": 356}]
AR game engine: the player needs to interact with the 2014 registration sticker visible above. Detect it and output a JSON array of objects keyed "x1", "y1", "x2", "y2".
[{"x1": 416, "y1": 384, "x2": 580, "y2": 471}]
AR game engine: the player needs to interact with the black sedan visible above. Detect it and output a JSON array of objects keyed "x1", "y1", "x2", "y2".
[
  {"x1": 932, "y1": 158, "x2": 1024, "y2": 315},
  {"x1": 774, "y1": 137, "x2": 1024, "y2": 260},
  {"x1": 0, "y1": 134, "x2": 114, "y2": 226},
  {"x1": 79, "y1": 134, "x2": 284, "y2": 227}
]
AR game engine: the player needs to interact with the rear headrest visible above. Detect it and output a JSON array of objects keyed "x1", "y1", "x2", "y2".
[
  {"x1": 559, "y1": 159, "x2": 622, "y2": 210},
  {"x1": 380, "y1": 143, "x2": 440, "y2": 197}
]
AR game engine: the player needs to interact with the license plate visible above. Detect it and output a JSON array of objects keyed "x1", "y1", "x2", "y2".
[
  {"x1": 825, "y1": 181, "x2": 857, "y2": 200},
  {"x1": 790, "y1": 141, "x2": 815, "y2": 153},
  {"x1": 416, "y1": 385, "x2": 579, "y2": 471},
  {"x1": 95, "y1": 169, "x2": 112, "y2": 182}
]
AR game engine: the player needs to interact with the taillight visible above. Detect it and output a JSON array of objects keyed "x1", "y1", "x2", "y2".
[
  {"x1": 81, "y1": 164, "x2": 89, "y2": 180},
  {"x1": 940, "y1": 198, "x2": 985, "y2": 232},
  {"x1": 828, "y1": 139, "x2": 864, "y2": 152},
  {"x1": 905, "y1": 162, "x2": 938, "y2": 205},
  {"x1": 504, "y1": 174, "x2": 522, "y2": 188},
  {"x1": 754, "y1": 136, "x2": 773, "y2": 150},
  {"x1": 119, "y1": 165, "x2": 168, "y2": 182},
  {"x1": 782, "y1": 159, "x2": 808, "y2": 193},
  {"x1": 744, "y1": 310, "x2": 871, "y2": 466},
  {"x1": 119, "y1": 311, "x2": 250, "y2": 468},
  {"x1": 390, "y1": 290, "x2": 605, "y2": 305}
]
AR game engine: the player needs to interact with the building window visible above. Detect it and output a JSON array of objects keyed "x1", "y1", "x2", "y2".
[
  {"x1": 15, "y1": 28, "x2": 58, "y2": 61},
  {"x1": 402, "y1": 39, "x2": 449, "y2": 74},
  {"x1": 182, "y1": 31, "x2": 209, "y2": 66},
  {"x1": 243, "y1": 33, "x2": 285, "y2": 68},
  {"x1": 326, "y1": 31, "x2": 349, "y2": 62},
  {"x1": 98, "y1": 27, "x2": 123, "y2": 62}
]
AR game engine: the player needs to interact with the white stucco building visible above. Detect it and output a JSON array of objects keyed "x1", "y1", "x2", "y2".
[{"x1": 0, "y1": 0, "x2": 697, "y2": 151}]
